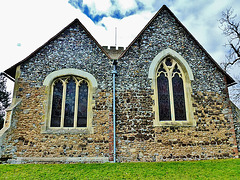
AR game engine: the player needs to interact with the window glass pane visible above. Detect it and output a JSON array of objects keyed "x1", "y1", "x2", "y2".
[
  {"x1": 157, "y1": 73, "x2": 171, "y2": 121},
  {"x1": 64, "y1": 78, "x2": 76, "y2": 127},
  {"x1": 77, "y1": 81, "x2": 88, "y2": 127},
  {"x1": 172, "y1": 74, "x2": 186, "y2": 121},
  {"x1": 51, "y1": 81, "x2": 63, "y2": 127},
  {"x1": 158, "y1": 64, "x2": 166, "y2": 73}
]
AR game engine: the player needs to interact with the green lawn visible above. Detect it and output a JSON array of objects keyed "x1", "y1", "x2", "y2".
[{"x1": 0, "y1": 158, "x2": 240, "y2": 179}]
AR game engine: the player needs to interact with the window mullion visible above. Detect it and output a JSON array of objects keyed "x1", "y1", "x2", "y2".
[
  {"x1": 61, "y1": 80, "x2": 67, "y2": 128},
  {"x1": 74, "y1": 81, "x2": 80, "y2": 128},
  {"x1": 168, "y1": 70, "x2": 175, "y2": 122}
]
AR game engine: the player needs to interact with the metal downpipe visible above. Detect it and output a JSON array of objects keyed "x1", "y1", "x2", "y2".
[{"x1": 112, "y1": 60, "x2": 117, "y2": 163}]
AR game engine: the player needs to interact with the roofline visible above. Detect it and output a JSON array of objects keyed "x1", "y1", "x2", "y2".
[
  {"x1": 0, "y1": 72, "x2": 15, "y2": 82},
  {"x1": 4, "y1": 18, "x2": 112, "y2": 79},
  {"x1": 118, "y1": 5, "x2": 236, "y2": 86}
]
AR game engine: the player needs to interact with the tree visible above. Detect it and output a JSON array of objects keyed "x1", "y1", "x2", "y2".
[
  {"x1": 220, "y1": 8, "x2": 240, "y2": 69},
  {"x1": 0, "y1": 74, "x2": 10, "y2": 129},
  {"x1": 220, "y1": 8, "x2": 240, "y2": 107}
]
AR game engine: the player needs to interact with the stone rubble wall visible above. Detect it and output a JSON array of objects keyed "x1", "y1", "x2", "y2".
[
  {"x1": 0, "y1": 9, "x2": 238, "y2": 163},
  {"x1": 0, "y1": 21, "x2": 114, "y2": 163},
  {"x1": 115, "y1": 9, "x2": 238, "y2": 162},
  {"x1": 232, "y1": 103, "x2": 240, "y2": 152}
]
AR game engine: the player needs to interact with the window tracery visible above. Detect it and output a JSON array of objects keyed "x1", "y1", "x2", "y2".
[
  {"x1": 50, "y1": 76, "x2": 89, "y2": 128},
  {"x1": 157, "y1": 57, "x2": 186, "y2": 122}
]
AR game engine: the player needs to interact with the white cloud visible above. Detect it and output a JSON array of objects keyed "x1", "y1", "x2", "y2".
[
  {"x1": 115, "y1": 0, "x2": 138, "y2": 14},
  {"x1": 82, "y1": 0, "x2": 112, "y2": 14},
  {"x1": 97, "y1": 10, "x2": 154, "y2": 47},
  {"x1": 138, "y1": 0, "x2": 171, "y2": 12},
  {"x1": 167, "y1": 0, "x2": 237, "y2": 65}
]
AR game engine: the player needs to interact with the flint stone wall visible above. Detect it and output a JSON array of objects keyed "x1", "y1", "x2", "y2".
[
  {"x1": 0, "y1": 22, "x2": 114, "y2": 162},
  {"x1": 115, "y1": 9, "x2": 238, "y2": 162},
  {"x1": 0, "y1": 9, "x2": 238, "y2": 163}
]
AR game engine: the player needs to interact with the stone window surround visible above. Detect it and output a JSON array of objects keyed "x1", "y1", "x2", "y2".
[
  {"x1": 50, "y1": 76, "x2": 88, "y2": 128},
  {"x1": 41, "y1": 69, "x2": 97, "y2": 134},
  {"x1": 148, "y1": 48, "x2": 195, "y2": 126}
]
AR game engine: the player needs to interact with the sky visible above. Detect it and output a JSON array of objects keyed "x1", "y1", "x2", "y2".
[{"x1": 0, "y1": 0, "x2": 239, "y2": 105}]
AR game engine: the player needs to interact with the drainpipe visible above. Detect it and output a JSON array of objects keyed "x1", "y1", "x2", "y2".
[{"x1": 112, "y1": 59, "x2": 117, "y2": 163}]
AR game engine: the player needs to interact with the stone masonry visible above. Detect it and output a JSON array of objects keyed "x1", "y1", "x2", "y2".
[
  {"x1": 0, "y1": 20, "x2": 114, "y2": 163},
  {"x1": 115, "y1": 7, "x2": 238, "y2": 161},
  {"x1": 0, "y1": 5, "x2": 239, "y2": 163}
]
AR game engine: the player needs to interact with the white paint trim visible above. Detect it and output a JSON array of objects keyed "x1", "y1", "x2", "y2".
[
  {"x1": 148, "y1": 48, "x2": 194, "y2": 81},
  {"x1": 43, "y1": 69, "x2": 98, "y2": 88}
]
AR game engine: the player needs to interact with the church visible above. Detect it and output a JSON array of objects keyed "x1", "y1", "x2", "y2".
[{"x1": 0, "y1": 5, "x2": 239, "y2": 163}]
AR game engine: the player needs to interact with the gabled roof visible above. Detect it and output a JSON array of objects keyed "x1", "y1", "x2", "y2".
[
  {"x1": 118, "y1": 5, "x2": 236, "y2": 86},
  {"x1": 4, "y1": 19, "x2": 111, "y2": 79},
  {"x1": 4, "y1": 5, "x2": 236, "y2": 86}
]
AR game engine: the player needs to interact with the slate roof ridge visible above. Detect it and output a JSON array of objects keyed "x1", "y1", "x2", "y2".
[
  {"x1": 118, "y1": 5, "x2": 236, "y2": 86},
  {"x1": 4, "y1": 18, "x2": 111, "y2": 78}
]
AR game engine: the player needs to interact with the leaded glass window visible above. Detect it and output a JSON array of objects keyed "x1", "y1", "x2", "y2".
[
  {"x1": 50, "y1": 76, "x2": 89, "y2": 128},
  {"x1": 51, "y1": 80, "x2": 63, "y2": 127},
  {"x1": 157, "y1": 66, "x2": 171, "y2": 121},
  {"x1": 156, "y1": 57, "x2": 187, "y2": 122},
  {"x1": 77, "y1": 81, "x2": 88, "y2": 127}
]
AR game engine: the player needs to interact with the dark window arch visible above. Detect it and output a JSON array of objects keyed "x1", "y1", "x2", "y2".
[
  {"x1": 50, "y1": 76, "x2": 89, "y2": 128},
  {"x1": 157, "y1": 57, "x2": 187, "y2": 122}
]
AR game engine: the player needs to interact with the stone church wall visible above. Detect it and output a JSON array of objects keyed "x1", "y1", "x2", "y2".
[
  {"x1": 0, "y1": 8, "x2": 238, "y2": 163},
  {"x1": 115, "y1": 9, "x2": 238, "y2": 162},
  {"x1": 232, "y1": 103, "x2": 240, "y2": 152},
  {"x1": 0, "y1": 22, "x2": 114, "y2": 163}
]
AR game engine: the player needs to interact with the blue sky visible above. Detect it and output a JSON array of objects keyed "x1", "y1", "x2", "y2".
[{"x1": 0, "y1": 0, "x2": 239, "y2": 105}]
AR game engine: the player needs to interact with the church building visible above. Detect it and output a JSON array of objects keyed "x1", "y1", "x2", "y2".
[{"x1": 0, "y1": 5, "x2": 239, "y2": 163}]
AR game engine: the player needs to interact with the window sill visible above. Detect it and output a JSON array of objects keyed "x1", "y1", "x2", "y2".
[
  {"x1": 41, "y1": 127, "x2": 93, "y2": 134},
  {"x1": 154, "y1": 121, "x2": 196, "y2": 127}
]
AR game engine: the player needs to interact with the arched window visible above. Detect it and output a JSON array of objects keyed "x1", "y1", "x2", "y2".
[
  {"x1": 50, "y1": 76, "x2": 88, "y2": 128},
  {"x1": 157, "y1": 57, "x2": 186, "y2": 122},
  {"x1": 42, "y1": 69, "x2": 97, "y2": 133},
  {"x1": 149, "y1": 48, "x2": 195, "y2": 126}
]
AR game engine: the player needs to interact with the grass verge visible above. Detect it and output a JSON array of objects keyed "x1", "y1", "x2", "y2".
[{"x1": 0, "y1": 158, "x2": 240, "y2": 179}]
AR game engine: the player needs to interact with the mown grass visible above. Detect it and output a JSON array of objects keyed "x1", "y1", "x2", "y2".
[{"x1": 0, "y1": 158, "x2": 240, "y2": 179}]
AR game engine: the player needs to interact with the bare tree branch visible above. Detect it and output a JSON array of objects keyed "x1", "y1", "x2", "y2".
[
  {"x1": 220, "y1": 8, "x2": 240, "y2": 107},
  {"x1": 230, "y1": 43, "x2": 240, "y2": 58}
]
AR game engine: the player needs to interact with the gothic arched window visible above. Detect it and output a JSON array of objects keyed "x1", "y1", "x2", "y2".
[
  {"x1": 157, "y1": 57, "x2": 187, "y2": 122},
  {"x1": 149, "y1": 49, "x2": 195, "y2": 126},
  {"x1": 50, "y1": 76, "x2": 89, "y2": 128}
]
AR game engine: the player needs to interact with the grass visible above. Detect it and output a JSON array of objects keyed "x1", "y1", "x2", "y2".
[{"x1": 0, "y1": 158, "x2": 240, "y2": 179}]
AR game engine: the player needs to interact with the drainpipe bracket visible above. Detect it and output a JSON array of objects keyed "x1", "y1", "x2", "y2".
[{"x1": 112, "y1": 70, "x2": 117, "y2": 74}]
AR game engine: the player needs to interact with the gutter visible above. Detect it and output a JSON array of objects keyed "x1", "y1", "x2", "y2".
[{"x1": 112, "y1": 59, "x2": 118, "y2": 163}]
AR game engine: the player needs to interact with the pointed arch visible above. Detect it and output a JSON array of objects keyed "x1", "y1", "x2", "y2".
[
  {"x1": 148, "y1": 48, "x2": 194, "y2": 81},
  {"x1": 149, "y1": 48, "x2": 195, "y2": 126}
]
